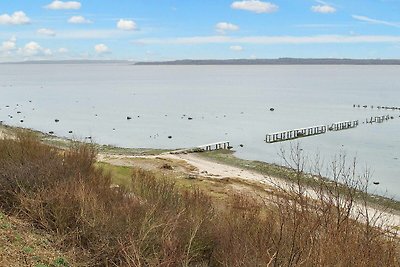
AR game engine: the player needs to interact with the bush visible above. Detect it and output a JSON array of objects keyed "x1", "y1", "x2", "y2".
[{"x1": 0, "y1": 132, "x2": 398, "y2": 266}]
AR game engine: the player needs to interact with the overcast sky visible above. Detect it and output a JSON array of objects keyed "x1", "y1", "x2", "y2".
[{"x1": 1, "y1": 0, "x2": 400, "y2": 61}]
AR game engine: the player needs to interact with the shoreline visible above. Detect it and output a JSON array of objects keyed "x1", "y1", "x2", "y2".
[{"x1": 1, "y1": 123, "x2": 400, "y2": 217}]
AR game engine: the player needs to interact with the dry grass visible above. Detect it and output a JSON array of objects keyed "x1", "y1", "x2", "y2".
[{"x1": 0, "y1": 131, "x2": 398, "y2": 266}]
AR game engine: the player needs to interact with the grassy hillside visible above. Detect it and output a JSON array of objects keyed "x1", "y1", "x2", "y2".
[{"x1": 0, "y1": 131, "x2": 398, "y2": 266}]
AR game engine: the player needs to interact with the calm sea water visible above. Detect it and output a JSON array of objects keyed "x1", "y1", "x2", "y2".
[{"x1": 1, "y1": 64, "x2": 399, "y2": 199}]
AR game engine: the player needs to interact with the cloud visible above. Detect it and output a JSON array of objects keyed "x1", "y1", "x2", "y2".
[
  {"x1": 231, "y1": 0, "x2": 278, "y2": 14},
  {"x1": 37, "y1": 28, "x2": 56, "y2": 37},
  {"x1": 48, "y1": 29, "x2": 132, "y2": 39},
  {"x1": 134, "y1": 34, "x2": 400, "y2": 45},
  {"x1": 352, "y1": 15, "x2": 400, "y2": 27},
  {"x1": 94, "y1": 44, "x2": 110, "y2": 54},
  {"x1": 44, "y1": 1, "x2": 81, "y2": 10},
  {"x1": 58, "y1": 48, "x2": 68, "y2": 53},
  {"x1": 68, "y1": 16, "x2": 91, "y2": 24},
  {"x1": 311, "y1": 5, "x2": 336, "y2": 13},
  {"x1": 215, "y1": 22, "x2": 239, "y2": 34},
  {"x1": 0, "y1": 11, "x2": 30, "y2": 25},
  {"x1": 230, "y1": 45, "x2": 243, "y2": 51},
  {"x1": 117, "y1": 19, "x2": 137, "y2": 30},
  {"x1": 19, "y1": 41, "x2": 52, "y2": 56},
  {"x1": 1, "y1": 36, "x2": 17, "y2": 51}
]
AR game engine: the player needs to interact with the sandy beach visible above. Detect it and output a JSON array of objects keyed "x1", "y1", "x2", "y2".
[{"x1": 99, "y1": 151, "x2": 400, "y2": 231}]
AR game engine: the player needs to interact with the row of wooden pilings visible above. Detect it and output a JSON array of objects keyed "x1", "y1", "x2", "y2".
[
  {"x1": 266, "y1": 125, "x2": 327, "y2": 143},
  {"x1": 198, "y1": 141, "x2": 230, "y2": 151},
  {"x1": 169, "y1": 141, "x2": 231, "y2": 154},
  {"x1": 366, "y1": 115, "x2": 391, "y2": 124},
  {"x1": 266, "y1": 120, "x2": 359, "y2": 143}
]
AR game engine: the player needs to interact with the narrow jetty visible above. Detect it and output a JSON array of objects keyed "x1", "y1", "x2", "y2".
[
  {"x1": 266, "y1": 125, "x2": 327, "y2": 143},
  {"x1": 170, "y1": 141, "x2": 230, "y2": 154},
  {"x1": 366, "y1": 115, "x2": 390, "y2": 124},
  {"x1": 197, "y1": 141, "x2": 230, "y2": 151},
  {"x1": 328, "y1": 120, "x2": 359, "y2": 131}
]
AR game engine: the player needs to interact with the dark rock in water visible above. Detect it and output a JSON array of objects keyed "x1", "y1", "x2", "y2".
[
  {"x1": 127, "y1": 116, "x2": 132, "y2": 120},
  {"x1": 270, "y1": 108, "x2": 275, "y2": 111},
  {"x1": 227, "y1": 146, "x2": 233, "y2": 149},
  {"x1": 49, "y1": 131, "x2": 54, "y2": 134},
  {"x1": 373, "y1": 182, "x2": 380, "y2": 185},
  {"x1": 55, "y1": 119, "x2": 59, "y2": 122},
  {"x1": 390, "y1": 116, "x2": 394, "y2": 119},
  {"x1": 85, "y1": 136, "x2": 92, "y2": 140},
  {"x1": 20, "y1": 120, "x2": 24, "y2": 123},
  {"x1": 68, "y1": 131, "x2": 73, "y2": 134},
  {"x1": 168, "y1": 135, "x2": 172, "y2": 139},
  {"x1": 239, "y1": 144, "x2": 244, "y2": 147}
]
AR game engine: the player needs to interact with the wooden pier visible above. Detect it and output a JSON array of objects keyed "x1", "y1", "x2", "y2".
[
  {"x1": 328, "y1": 120, "x2": 359, "y2": 131},
  {"x1": 266, "y1": 120, "x2": 360, "y2": 143},
  {"x1": 170, "y1": 141, "x2": 231, "y2": 154},
  {"x1": 366, "y1": 115, "x2": 390, "y2": 124},
  {"x1": 197, "y1": 141, "x2": 230, "y2": 151},
  {"x1": 266, "y1": 125, "x2": 327, "y2": 143}
]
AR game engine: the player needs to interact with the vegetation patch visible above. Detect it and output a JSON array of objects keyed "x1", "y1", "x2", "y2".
[{"x1": 0, "y1": 131, "x2": 398, "y2": 266}]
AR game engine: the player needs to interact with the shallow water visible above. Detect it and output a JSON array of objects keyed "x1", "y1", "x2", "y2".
[{"x1": 1, "y1": 64, "x2": 399, "y2": 199}]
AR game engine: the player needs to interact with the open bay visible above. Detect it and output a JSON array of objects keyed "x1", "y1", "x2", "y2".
[{"x1": 1, "y1": 63, "x2": 399, "y2": 199}]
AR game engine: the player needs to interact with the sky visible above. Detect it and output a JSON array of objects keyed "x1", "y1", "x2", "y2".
[{"x1": 1, "y1": 0, "x2": 400, "y2": 61}]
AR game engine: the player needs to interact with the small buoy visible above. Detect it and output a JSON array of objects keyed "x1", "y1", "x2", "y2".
[
  {"x1": 113, "y1": 128, "x2": 116, "y2": 131},
  {"x1": 239, "y1": 144, "x2": 244, "y2": 147},
  {"x1": 17, "y1": 111, "x2": 21, "y2": 114},
  {"x1": 49, "y1": 131, "x2": 54, "y2": 134},
  {"x1": 373, "y1": 182, "x2": 380, "y2": 185},
  {"x1": 168, "y1": 135, "x2": 172, "y2": 139},
  {"x1": 127, "y1": 116, "x2": 132, "y2": 120},
  {"x1": 20, "y1": 120, "x2": 24, "y2": 123},
  {"x1": 270, "y1": 108, "x2": 275, "y2": 111},
  {"x1": 55, "y1": 119, "x2": 59, "y2": 122},
  {"x1": 363, "y1": 105, "x2": 367, "y2": 108},
  {"x1": 68, "y1": 131, "x2": 73, "y2": 134},
  {"x1": 188, "y1": 117, "x2": 193, "y2": 120}
]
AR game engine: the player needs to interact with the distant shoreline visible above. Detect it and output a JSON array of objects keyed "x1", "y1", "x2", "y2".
[
  {"x1": 2, "y1": 58, "x2": 400, "y2": 65},
  {"x1": 134, "y1": 58, "x2": 400, "y2": 65}
]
